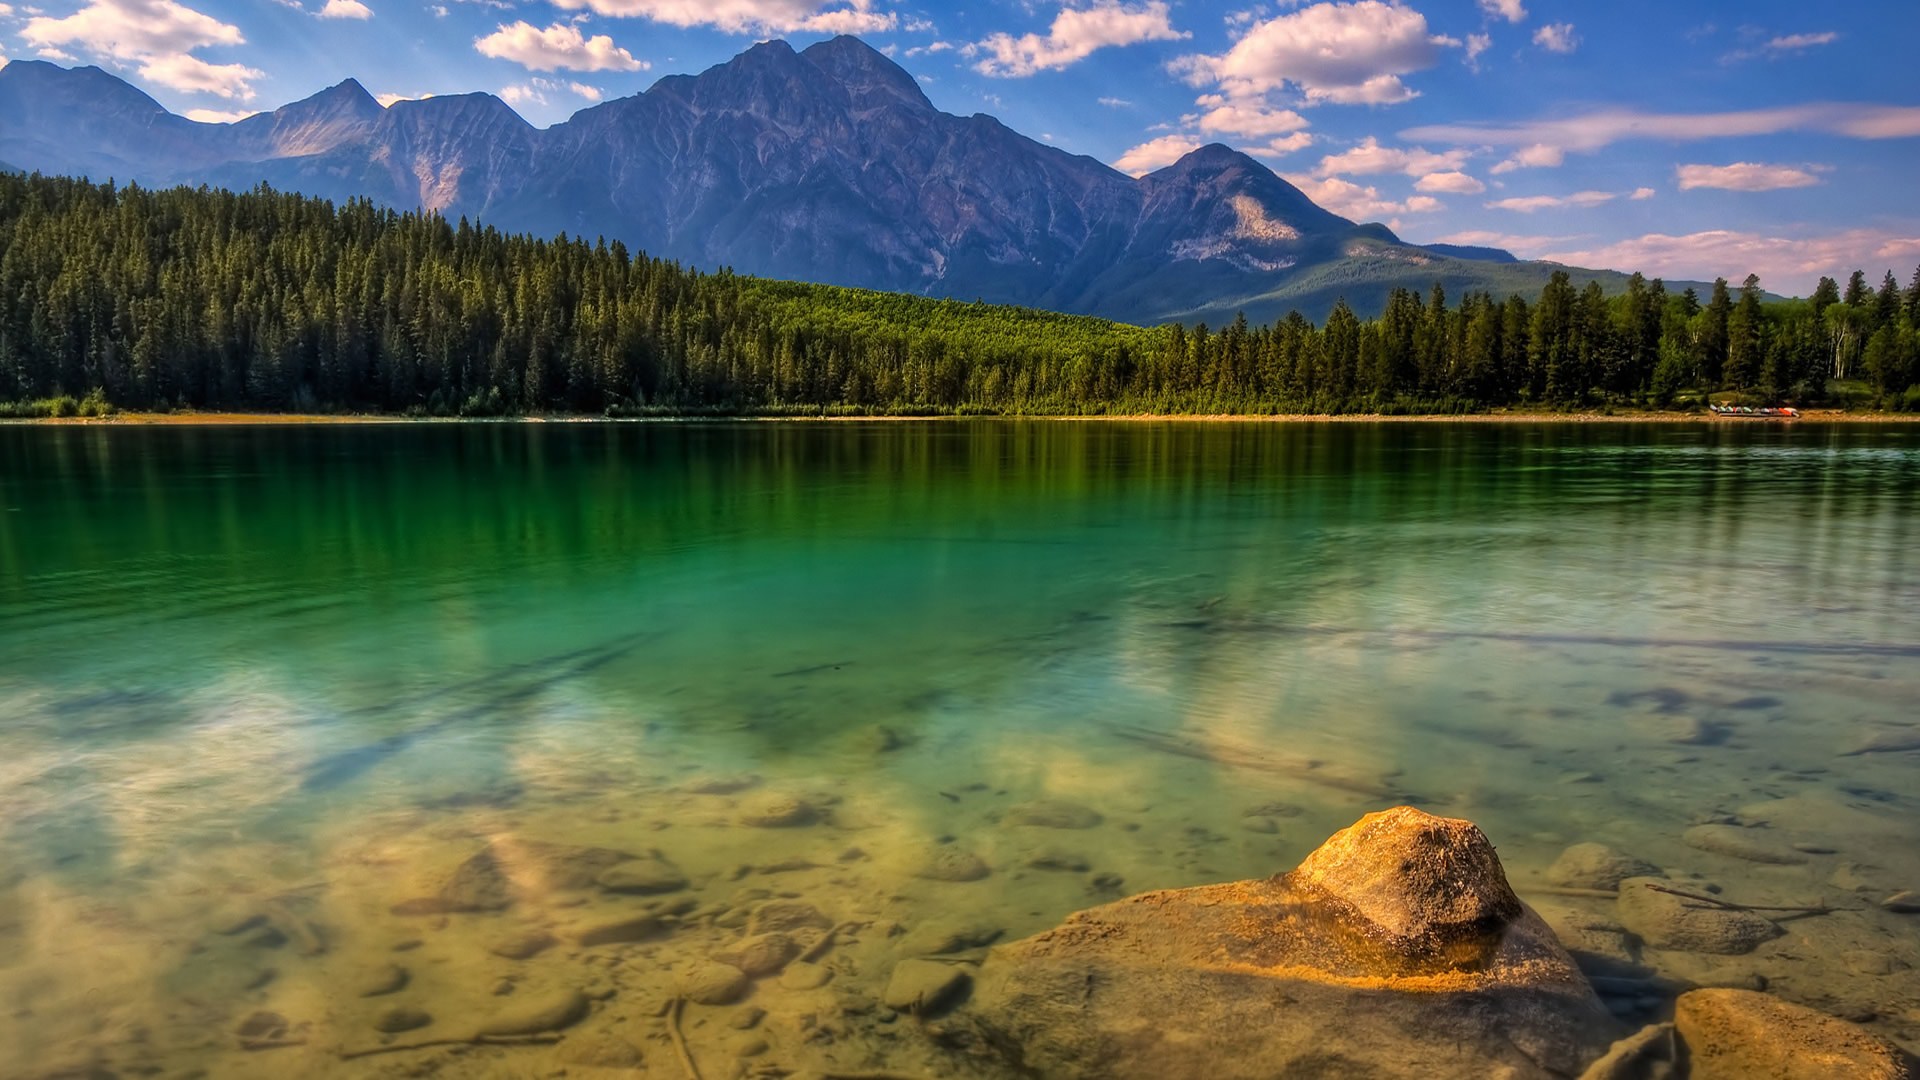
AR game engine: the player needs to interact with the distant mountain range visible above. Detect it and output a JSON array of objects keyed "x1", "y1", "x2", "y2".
[{"x1": 0, "y1": 37, "x2": 1658, "y2": 323}]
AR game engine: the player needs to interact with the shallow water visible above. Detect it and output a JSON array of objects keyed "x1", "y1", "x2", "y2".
[{"x1": 2, "y1": 419, "x2": 1919, "y2": 1077}]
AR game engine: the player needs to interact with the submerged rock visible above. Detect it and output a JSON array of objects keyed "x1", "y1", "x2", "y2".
[
  {"x1": 679, "y1": 962, "x2": 749, "y2": 1005},
  {"x1": 913, "y1": 847, "x2": 991, "y2": 882},
  {"x1": 738, "y1": 794, "x2": 818, "y2": 828},
  {"x1": 1004, "y1": 800, "x2": 1104, "y2": 829},
  {"x1": 714, "y1": 932, "x2": 800, "y2": 978},
  {"x1": 1682, "y1": 825, "x2": 1808, "y2": 866},
  {"x1": 374, "y1": 1006, "x2": 432, "y2": 1034},
  {"x1": 1613, "y1": 878, "x2": 1781, "y2": 955},
  {"x1": 884, "y1": 959, "x2": 970, "y2": 1016},
  {"x1": 476, "y1": 987, "x2": 589, "y2": 1036},
  {"x1": 1674, "y1": 988, "x2": 1917, "y2": 1079},
  {"x1": 1546, "y1": 843, "x2": 1662, "y2": 891},
  {"x1": 1577, "y1": 1023, "x2": 1676, "y2": 1080},
  {"x1": 963, "y1": 806, "x2": 1617, "y2": 1080},
  {"x1": 596, "y1": 855, "x2": 689, "y2": 895}
]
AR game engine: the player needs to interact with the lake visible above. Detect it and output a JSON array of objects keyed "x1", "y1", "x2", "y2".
[{"x1": 2, "y1": 419, "x2": 1918, "y2": 1077}]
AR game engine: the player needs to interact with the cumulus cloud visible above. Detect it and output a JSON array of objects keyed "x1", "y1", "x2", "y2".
[
  {"x1": 23, "y1": 0, "x2": 263, "y2": 98},
  {"x1": 475, "y1": 21, "x2": 645, "y2": 72},
  {"x1": 376, "y1": 91, "x2": 431, "y2": 106},
  {"x1": 1532, "y1": 22, "x2": 1577, "y2": 53},
  {"x1": 1173, "y1": 1, "x2": 1450, "y2": 107},
  {"x1": 317, "y1": 0, "x2": 371, "y2": 18},
  {"x1": 550, "y1": 0, "x2": 895, "y2": 35},
  {"x1": 1247, "y1": 131, "x2": 1314, "y2": 157},
  {"x1": 1485, "y1": 190, "x2": 1617, "y2": 212},
  {"x1": 502, "y1": 75, "x2": 610, "y2": 108},
  {"x1": 1675, "y1": 162, "x2": 1824, "y2": 192},
  {"x1": 1405, "y1": 104, "x2": 1920, "y2": 162},
  {"x1": 1114, "y1": 133, "x2": 1200, "y2": 176},
  {"x1": 970, "y1": 2, "x2": 1186, "y2": 78},
  {"x1": 1630, "y1": 186, "x2": 1655, "y2": 200},
  {"x1": 1415, "y1": 170, "x2": 1484, "y2": 194},
  {"x1": 1313, "y1": 135, "x2": 1466, "y2": 177},
  {"x1": 1463, "y1": 32, "x2": 1490, "y2": 69},
  {"x1": 1285, "y1": 173, "x2": 1441, "y2": 220},
  {"x1": 1524, "y1": 230, "x2": 1920, "y2": 293},
  {"x1": 184, "y1": 106, "x2": 256, "y2": 122},
  {"x1": 1477, "y1": 0, "x2": 1523, "y2": 23},
  {"x1": 1195, "y1": 102, "x2": 1308, "y2": 138}
]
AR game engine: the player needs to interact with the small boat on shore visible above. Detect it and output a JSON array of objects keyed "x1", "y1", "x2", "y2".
[{"x1": 1709, "y1": 403, "x2": 1799, "y2": 418}]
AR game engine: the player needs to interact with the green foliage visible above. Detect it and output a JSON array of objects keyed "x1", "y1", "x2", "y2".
[{"x1": 0, "y1": 172, "x2": 1907, "y2": 416}]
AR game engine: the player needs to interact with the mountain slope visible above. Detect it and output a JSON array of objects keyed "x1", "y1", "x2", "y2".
[{"x1": 0, "y1": 40, "x2": 1654, "y2": 323}]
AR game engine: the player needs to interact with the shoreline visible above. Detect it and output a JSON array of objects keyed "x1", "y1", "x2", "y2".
[{"x1": 7, "y1": 408, "x2": 1913, "y2": 426}]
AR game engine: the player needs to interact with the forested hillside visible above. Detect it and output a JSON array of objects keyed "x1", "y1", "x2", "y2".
[{"x1": 2, "y1": 174, "x2": 1916, "y2": 416}]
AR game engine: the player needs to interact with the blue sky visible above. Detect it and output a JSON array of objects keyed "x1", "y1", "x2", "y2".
[{"x1": 6, "y1": 0, "x2": 1918, "y2": 291}]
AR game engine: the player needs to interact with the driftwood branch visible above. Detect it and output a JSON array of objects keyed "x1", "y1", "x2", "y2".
[
  {"x1": 337, "y1": 1032, "x2": 562, "y2": 1061},
  {"x1": 669, "y1": 996, "x2": 703, "y2": 1080},
  {"x1": 1642, "y1": 883, "x2": 1848, "y2": 915}
]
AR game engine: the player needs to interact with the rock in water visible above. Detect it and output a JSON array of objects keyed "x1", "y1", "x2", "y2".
[
  {"x1": 679, "y1": 962, "x2": 749, "y2": 1006},
  {"x1": 913, "y1": 847, "x2": 991, "y2": 882},
  {"x1": 1288, "y1": 805, "x2": 1522, "y2": 949},
  {"x1": 596, "y1": 855, "x2": 690, "y2": 895},
  {"x1": 714, "y1": 932, "x2": 800, "y2": 977},
  {"x1": 1674, "y1": 989, "x2": 1917, "y2": 1079},
  {"x1": 476, "y1": 987, "x2": 590, "y2": 1036},
  {"x1": 1682, "y1": 825, "x2": 1808, "y2": 866},
  {"x1": 1546, "y1": 844, "x2": 1661, "y2": 891},
  {"x1": 1004, "y1": 800, "x2": 1104, "y2": 829},
  {"x1": 884, "y1": 959, "x2": 970, "y2": 1015},
  {"x1": 962, "y1": 805, "x2": 1617, "y2": 1080},
  {"x1": 738, "y1": 794, "x2": 817, "y2": 828},
  {"x1": 1613, "y1": 878, "x2": 1781, "y2": 955}
]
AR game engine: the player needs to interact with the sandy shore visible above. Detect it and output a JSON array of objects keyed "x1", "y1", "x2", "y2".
[{"x1": 9, "y1": 408, "x2": 1911, "y2": 425}]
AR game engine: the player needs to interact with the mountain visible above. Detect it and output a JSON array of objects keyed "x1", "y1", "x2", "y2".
[{"x1": 0, "y1": 41, "x2": 1651, "y2": 323}]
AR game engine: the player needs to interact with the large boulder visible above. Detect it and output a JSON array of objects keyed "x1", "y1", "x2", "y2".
[
  {"x1": 963, "y1": 806, "x2": 1619, "y2": 1080},
  {"x1": 1675, "y1": 989, "x2": 1916, "y2": 1080}
]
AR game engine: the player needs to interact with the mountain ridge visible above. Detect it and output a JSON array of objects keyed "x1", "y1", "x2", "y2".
[{"x1": 0, "y1": 39, "x2": 1668, "y2": 323}]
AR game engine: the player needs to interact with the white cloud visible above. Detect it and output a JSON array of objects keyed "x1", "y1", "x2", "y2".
[
  {"x1": 1247, "y1": 131, "x2": 1313, "y2": 157},
  {"x1": 1098, "y1": 95, "x2": 1130, "y2": 107},
  {"x1": 376, "y1": 90, "x2": 431, "y2": 106},
  {"x1": 549, "y1": 0, "x2": 895, "y2": 35},
  {"x1": 1630, "y1": 186, "x2": 1655, "y2": 200},
  {"x1": 1285, "y1": 173, "x2": 1440, "y2": 219},
  {"x1": 500, "y1": 83, "x2": 544, "y2": 107},
  {"x1": 475, "y1": 20, "x2": 645, "y2": 72},
  {"x1": 1528, "y1": 229, "x2": 1920, "y2": 293},
  {"x1": 183, "y1": 106, "x2": 256, "y2": 122},
  {"x1": 1489, "y1": 143, "x2": 1563, "y2": 173},
  {"x1": 1313, "y1": 135, "x2": 1466, "y2": 177},
  {"x1": 1406, "y1": 104, "x2": 1920, "y2": 159},
  {"x1": 1485, "y1": 190, "x2": 1616, "y2": 212},
  {"x1": 1114, "y1": 133, "x2": 1200, "y2": 176},
  {"x1": 970, "y1": 2, "x2": 1186, "y2": 78},
  {"x1": 1675, "y1": 162, "x2": 1824, "y2": 192},
  {"x1": 1764, "y1": 31, "x2": 1837, "y2": 53},
  {"x1": 317, "y1": 0, "x2": 370, "y2": 18},
  {"x1": 431, "y1": 4, "x2": 447, "y2": 14},
  {"x1": 1415, "y1": 170, "x2": 1484, "y2": 194},
  {"x1": 1726, "y1": 30, "x2": 1839, "y2": 63},
  {"x1": 1532, "y1": 22, "x2": 1577, "y2": 53},
  {"x1": 904, "y1": 41, "x2": 952, "y2": 57},
  {"x1": 501, "y1": 75, "x2": 610, "y2": 108},
  {"x1": 1463, "y1": 32, "x2": 1489, "y2": 69},
  {"x1": 1477, "y1": 0, "x2": 1523, "y2": 23},
  {"x1": 1196, "y1": 102, "x2": 1307, "y2": 138},
  {"x1": 1173, "y1": 1, "x2": 1449, "y2": 107},
  {"x1": 23, "y1": 0, "x2": 263, "y2": 98},
  {"x1": 137, "y1": 52, "x2": 263, "y2": 99}
]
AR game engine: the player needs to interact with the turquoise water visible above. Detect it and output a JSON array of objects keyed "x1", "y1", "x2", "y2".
[{"x1": 2, "y1": 420, "x2": 1918, "y2": 1076}]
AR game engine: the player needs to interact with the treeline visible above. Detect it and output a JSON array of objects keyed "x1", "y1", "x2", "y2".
[{"x1": 1, "y1": 172, "x2": 1917, "y2": 416}]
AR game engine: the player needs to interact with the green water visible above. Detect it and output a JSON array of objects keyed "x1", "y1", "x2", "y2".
[{"x1": 3, "y1": 420, "x2": 1919, "y2": 1077}]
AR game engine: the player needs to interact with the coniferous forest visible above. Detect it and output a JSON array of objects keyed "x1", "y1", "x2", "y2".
[{"x1": 2, "y1": 173, "x2": 1917, "y2": 417}]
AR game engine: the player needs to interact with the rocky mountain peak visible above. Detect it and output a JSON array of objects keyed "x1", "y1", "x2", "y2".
[{"x1": 800, "y1": 35, "x2": 933, "y2": 113}]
